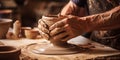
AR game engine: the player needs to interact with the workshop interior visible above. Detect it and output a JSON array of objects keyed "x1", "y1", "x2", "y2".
[{"x1": 0, "y1": 0, "x2": 120, "y2": 60}]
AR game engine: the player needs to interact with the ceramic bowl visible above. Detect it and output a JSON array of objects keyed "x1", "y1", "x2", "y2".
[
  {"x1": 25, "y1": 29, "x2": 39, "y2": 39},
  {"x1": 0, "y1": 45, "x2": 21, "y2": 60}
]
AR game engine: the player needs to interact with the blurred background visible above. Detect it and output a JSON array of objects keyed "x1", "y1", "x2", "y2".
[{"x1": 0, "y1": 0, "x2": 69, "y2": 27}]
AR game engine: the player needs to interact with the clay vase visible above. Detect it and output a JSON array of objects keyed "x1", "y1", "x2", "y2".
[
  {"x1": 0, "y1": 45, "x2": 21, "y2": 60},
  {"x1": 41, "y1": 15, "x2": 60, "y2": 27},
  {"x1": 0, "y1": 19, "x2": 12, "y2": 39},
  {"x1": 39, "y1": 15, "x2": 70, "y2": 47}
]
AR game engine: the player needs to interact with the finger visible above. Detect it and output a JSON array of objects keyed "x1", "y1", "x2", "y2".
[
  {"x1": 50, "y1": 24, "x2": 69, "y2": 36},
  {"x1": 50, "y1": 18, "x2": 67, "y2": 30},
  {"x1": 38, "y1": 24, "x2": 49, "y2": 34},
  {"x1": 52, "y1": 32, "x2": 68, "y2": 41},
  {"x1": 39, "y1": 30, "x2": 49, "y2": 40},
  {"x1": 38, "y1": 20, "x2": 49, "y2": 33},
  {"x1": 50, "y1": 27, "x2": 65, "y2": 36},
  {"x1": 58, "y1": 14, "x2": 68, "y2": 18},
  {"x1": 38, "y1": 19, "x2": 47, "y2": 28}
]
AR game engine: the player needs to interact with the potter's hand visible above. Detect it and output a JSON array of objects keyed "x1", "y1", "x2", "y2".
[
  {"x1": 38, "y1": 19, "x2": 50, "y2": 39},
  {"x1": 49, "y1": 15, "x2": 90, "y2": 42},
  {"x1": 50, "y1": 6, "x2": 120, "y2": 43},
  {"x1": 60, "y1": 0, "x2": 86, "y2": 16}
]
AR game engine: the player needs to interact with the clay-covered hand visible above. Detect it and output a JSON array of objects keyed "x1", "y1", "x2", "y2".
[
  {"x1": 38, "y1": 19, "x2": 50, "y2": 39},
  {"x1": 49, "y1": 15, "x2": 90, "y2": 42},
  {"x1": 60, "y1": 0, "x2": 86, "y2": 16}
]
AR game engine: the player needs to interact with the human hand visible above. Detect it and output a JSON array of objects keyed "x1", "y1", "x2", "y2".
[
  {"x1": 49, "y1": 15, "x2": 90, "y2": 43},
  {"x1": 60, "y1": 1, "x2": 86, "y2": 16},
  {"x1": 38, "y1": 19, "x2": 50, "y2": 40},
  {"x1": 38, "y1": 15, "x2": 65, "y2": 40}
]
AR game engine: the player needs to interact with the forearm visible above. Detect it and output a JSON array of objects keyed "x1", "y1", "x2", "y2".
[{"x1": 82, "y1": 6, "x2": 120, "y2": 31}]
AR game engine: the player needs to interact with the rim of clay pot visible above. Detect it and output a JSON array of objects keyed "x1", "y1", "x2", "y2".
[
  {"x1": 0, "y1": 19, "x2": 12, "y2": 24},
  {"x1": 0, "y1": 10, "x2": 12, "y2": 14},
  {"x1": 0, "y1": 45, "x2": 20, "y2": 54},
  {"x1": 42, "y1": 15, "x2": 58, "y2": 20},
  {"x1": 25, "y1": 29, "x2": 39, "y2": 33},
  {"x1": 21, "y1": 27, "x2": 31, "y2": 30}
]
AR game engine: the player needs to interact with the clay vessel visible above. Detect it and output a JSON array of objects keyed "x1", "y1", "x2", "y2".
[
  {"x1": 21, "y1": 27, "x2": 31, "y2": 37},
  {"x1": 0, "y1": 19, "x2": 12, "y2": 39},
  {"x1": 0, "y1": 45, "x2": 21, "y2": 60},
  {"x1": 25, "y1": 29, "x2": 39, "y2": 39},
  {"x1": 0, "y1": 10, "x2": 12, "y2": 18},
  {"x1": 38, "y1": 15, "x2": 70, "y2": 47}
]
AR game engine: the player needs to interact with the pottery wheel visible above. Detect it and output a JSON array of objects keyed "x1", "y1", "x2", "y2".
[{"x1": 25, "y1": 43, "x2": 81, "y2": 55}]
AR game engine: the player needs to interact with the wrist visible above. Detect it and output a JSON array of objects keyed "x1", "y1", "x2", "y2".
[{"x1": 77, "y1": 16, "x2": 93, "y2": 32}]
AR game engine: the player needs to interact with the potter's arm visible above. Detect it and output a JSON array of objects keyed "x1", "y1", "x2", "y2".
[{"x1": 81, "y1": 6, "x2": 120, "y2": 31}]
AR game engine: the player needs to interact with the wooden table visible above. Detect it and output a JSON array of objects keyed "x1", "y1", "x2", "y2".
[{"x1": 0, "y1": 36, "x2": 120, "y2": 60}]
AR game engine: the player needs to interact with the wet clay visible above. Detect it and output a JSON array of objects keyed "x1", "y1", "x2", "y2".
[
  {"x1": 25, "y1": 43, "x2": 81, "y2": 55},
  {"x1": 38, "y1": 15, "x2": 70, "y2": 47}
]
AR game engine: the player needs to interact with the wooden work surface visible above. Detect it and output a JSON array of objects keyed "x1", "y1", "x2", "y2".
[{"x1": 0, "y1": 36, "x2": 120, "y2": 60}]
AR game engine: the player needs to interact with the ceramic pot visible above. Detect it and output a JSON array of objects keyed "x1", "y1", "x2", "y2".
[
  {"x1": 25, "y1": 29, "x2": 39, "y2": 39},
  {"x1": 21, "y1": 27, "x2": 31, "y2": 37},
  {"x1": 0, "y1": 45, "x2": 21, "y2": 60},
  {"x1": 41, "y1": 15, "x2": 60, "y2": 27},
  {"x1": 0, "y1": 10, "x2": 12, "y2": 19},
  {"x1": 39, "y1": 15, "x2": 70, "y2": 47},
  {"x1": 0, "y1": 19, "x2": 12, "y2": 39}
]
